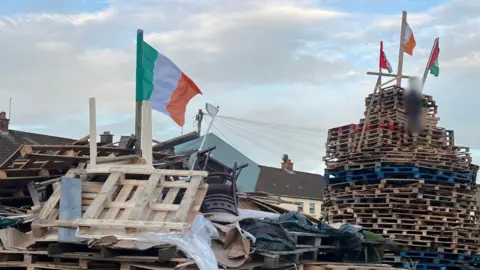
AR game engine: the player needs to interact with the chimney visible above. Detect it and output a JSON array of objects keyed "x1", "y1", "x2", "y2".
[
  {"x1": 100, "y1": 131, "x2": 114, "y2": 144},
  {"x1": 0, "y1": 112, "x2": 9, "y2": 132},
  {"x1": 281, "y1": 154, "x2": 293, "y2": 171}
]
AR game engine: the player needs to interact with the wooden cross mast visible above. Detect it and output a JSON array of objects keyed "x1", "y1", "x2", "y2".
[{"x1": 357, "y1": 10, "x2": 410, "y2": 151}]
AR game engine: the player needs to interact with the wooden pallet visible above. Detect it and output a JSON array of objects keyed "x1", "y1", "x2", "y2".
[
  {"x1": 254, "y1": 247, "x2": 318, "y2": 268},
  {"x1": 32, "y1": 166, "x2": 209, "y2": 240}
]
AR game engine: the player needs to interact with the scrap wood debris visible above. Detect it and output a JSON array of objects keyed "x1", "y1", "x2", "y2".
[{"x1": 0, "y1": 134, "x2": 404, "y2": 270}]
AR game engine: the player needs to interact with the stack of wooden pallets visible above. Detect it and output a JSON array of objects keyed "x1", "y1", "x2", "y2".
[
  {"x1": 0, "y1": 165, "x2": 210, "y2": 270},
  {"x1": 322, "y1": 85, "x2": 480, "y2": 270}
]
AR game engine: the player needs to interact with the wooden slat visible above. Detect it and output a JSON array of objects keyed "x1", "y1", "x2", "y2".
[
  {"x1": 34, "y1": 219, "x2": 189, "y2": 230},
  {"x1": 82, "y1": 172, "x2": 123, "y2": 219},
  {"x1": 104, "y1": 185, "x2": 134, "y2": 220},
  {"x1": 153, "y1": 187, "x2": 180, "y2": 222},
  {"x1": 119, "y1": 185, "x2": 144, "y2": 220},
  {"x1": 128, "y1": 173, "x2": 163, "y2": 220},
  {"x1": 86, "y1": 166, "x2": 208, "y2": 177},
  {"x1": 172, "y1": 176, "x2": 203, "y2": 222}
]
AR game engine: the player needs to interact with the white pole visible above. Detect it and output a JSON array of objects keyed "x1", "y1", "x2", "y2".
[
  {"x1": 190, "y1": 104, "x2": 219, "y2": 172},
  {"x1": 89, "y1": 98, "x2": 97, "y2": 168},
  {"x1": 142, "y1": 100, "x2": 153, "y2": 167}
]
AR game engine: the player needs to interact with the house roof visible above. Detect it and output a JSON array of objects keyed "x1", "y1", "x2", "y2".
[
  {"x1": 0, "y1": 130, "x2": 75, "y2": 164},
  {"x1": 255, "y1": 165, "x2": 325, "y2": 200}
]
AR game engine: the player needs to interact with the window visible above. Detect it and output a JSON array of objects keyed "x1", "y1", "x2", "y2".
[
  {"x1": 309, "y1": 202, "x2": 316, "y2": 214},
  {"x1": 295, "y1": 202, "x2": 304, "y2": 211}
]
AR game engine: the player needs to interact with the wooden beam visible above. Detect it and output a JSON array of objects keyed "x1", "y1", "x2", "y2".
[
  {"x1": 142, "y1": 101, "x2": 153, "y2": 167},
  {"x1": 396, "y1": 11, "x2": 407, "y2": 87},
  {"x1": 24, "y1": 145, "x2": 133, "y2": 154},
  {"x1": 89, "y1": 98, "x2": 97, "y2": 167},
  {"x1": 33, "y1": 219, "x2": 190, "y2": 230},
  {"x1": 367, "y1": 72, "x2": 411, "y2": 78}
]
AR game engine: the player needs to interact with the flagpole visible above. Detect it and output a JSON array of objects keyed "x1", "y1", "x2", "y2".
[
  {"x1": 379, "y1": 41, "x2": 383, "y2": 85},
  {"x1": 89, "y1": 98, "x2": 97, "y2": 168},
  {"x1": 190, "y1": 104, "x2": 219, "y2": 172},
  {"x1": 135, "y1": 29, "x2": 144, "y2": 156},
  {"x1": 396, "y1": 11, "x2": 407, "y2": 87},
  {"x1": 421, "y1": 37, "x2": 439, "y2": 92}
]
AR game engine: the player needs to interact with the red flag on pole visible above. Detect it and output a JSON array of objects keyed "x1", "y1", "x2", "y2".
[{"x1": 379, "y1": 41, "x2": 393, "y2": 73}]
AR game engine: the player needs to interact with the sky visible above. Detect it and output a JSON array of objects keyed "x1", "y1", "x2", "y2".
[{"x1": 1, "y1": 0, "x2": 480, "y2": 175}]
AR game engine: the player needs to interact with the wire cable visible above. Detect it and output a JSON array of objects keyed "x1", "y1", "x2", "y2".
[
  {"x1": 213, "y1": 117, "x2": 323, "y2": 158},
  {"x1": 211, "y1": 118, "x2": 291, "y2": 160}
]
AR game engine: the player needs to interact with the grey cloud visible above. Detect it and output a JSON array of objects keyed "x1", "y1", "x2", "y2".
[{"x1": 1, "y1": 0, "x2": 480, "y2": 172}]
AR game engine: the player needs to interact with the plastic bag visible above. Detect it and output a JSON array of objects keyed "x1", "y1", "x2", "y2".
[{"x1": 76, "y1": 215, "x2": 219, "y2": 270}]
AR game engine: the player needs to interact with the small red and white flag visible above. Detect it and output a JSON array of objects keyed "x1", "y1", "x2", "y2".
[{"x1": 379, "y1": 41, "x2": 393, "y2": 73}]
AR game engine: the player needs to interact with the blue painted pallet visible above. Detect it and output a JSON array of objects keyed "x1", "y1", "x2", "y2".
[
  {"x1": 400, "y1": 251, "x2": 480, "y2": 262},
  {"x1": 325, "y1": 165, "x2": 476, "y2": 185},
  {"x1": 401, "y1": 263, "x2": 479, "y2": 270},
  {"x1": 402, "y1": 263, "x2": 447, "y2": 270},
  {"x1": 376, "y1": 166, "x2": 419, "y2": 173}
]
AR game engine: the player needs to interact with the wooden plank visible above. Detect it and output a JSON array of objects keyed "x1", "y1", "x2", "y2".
[
  {"x1": 86, "y1": 166, "x2": 208, "y2": 177},
  {"x1": 104, "y1": 184, "x2": 134, "y2": 220},
  {"x1": 37, "y1": 184, "x2": 62, "y2": 220},
  {"x1": 122, "y1": 180, "x2": 190, "y2": 189},
  {"x1": 172, "y1": 176, "x2": 203, "y2": 222},
  {"x1": 27, "y1": 145, "x2": 133, "y2": 154},
  {"x1": 33, "y1": 219, "x2": 189, "y2": 230},
  {"x1": 89, "y1": 97, "x2": 97, "y2": 167},
  {"x1": 153, "y1": 187, "x2": 179, "y2": 222},
  {"x1": 128, "y1": 173, "x2": 163, "y2": 220},
  {"x1": 82, "y1": 172, "x2": 123, "y2": 219},
  {"x1": 59, "y1": 177, "x2": 82, "y2": 241},
  {"x1": 32, "y1": 184, "x2": 61, "y2": 238}
]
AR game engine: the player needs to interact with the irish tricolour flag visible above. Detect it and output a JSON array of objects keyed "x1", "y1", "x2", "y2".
[
  {"x1": 136, "y1": 30, "x2": 202, "y2": 127},
  {"x1": 427, "y1": 38, "x2": 440, "y2": 77}
]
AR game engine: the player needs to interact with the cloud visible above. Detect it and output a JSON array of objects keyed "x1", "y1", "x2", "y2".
[{"x1": 1, "y1": 0, "x2": 480, "y2": 174}]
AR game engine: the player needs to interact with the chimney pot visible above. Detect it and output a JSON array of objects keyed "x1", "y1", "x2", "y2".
[
  {"x1": 0, "y1": 111, "x2": 9, "y2": 132},
  {"x1": 281, "y1": 154, "x2": 293, "y2": 171},
  {"x1": 100, "y1": 131, "x2": 114, "y2": 144}
]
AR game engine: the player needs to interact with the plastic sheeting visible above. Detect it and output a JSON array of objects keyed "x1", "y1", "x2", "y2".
[
  {"x1": 279, "y1": 211, "x2": 321, "y2": 233},
  {"x1": 318, "y1": 221, "x2": 365, "y2": 250},
  {"x1": 76, "y1": 215, "x2": 220, "y2": 270}
]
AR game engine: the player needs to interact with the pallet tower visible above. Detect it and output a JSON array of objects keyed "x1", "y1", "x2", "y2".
[{"x1": 322, "y1": 85, "x2": 480, "y2": 270}]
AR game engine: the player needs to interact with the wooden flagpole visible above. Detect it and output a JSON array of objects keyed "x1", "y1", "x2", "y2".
[
  {"x1": 396, "y1": 11, "x2": 407, "y2": 87},
  {"x1": 421, "y1": 37, "x2": 439, "y2": 92},
  {"x1": 135, "y1": 29, "x2": 144, "y2": 156},
  {"x1": 89, "y1": 98, "x2": 97, "y2": 168}
]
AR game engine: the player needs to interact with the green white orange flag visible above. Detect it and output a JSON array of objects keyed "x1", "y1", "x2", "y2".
[
  {"x1": 428, "y1": 38, "x2": 440, "y2": 77},
  {"x1": 403, "y1": 22, "x2": 416, "y2": 55},
  {"x1": 136, "y1": 30, "x2": 202, "y2": 127}
]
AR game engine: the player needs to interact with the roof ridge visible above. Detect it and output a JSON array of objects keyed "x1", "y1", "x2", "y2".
[
  {"x1": 9, "y1": 129, "x2": 75, "y2": 141},
  {"x1": 258, "y1": 165, "x2": 323, "y2": 177}
]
